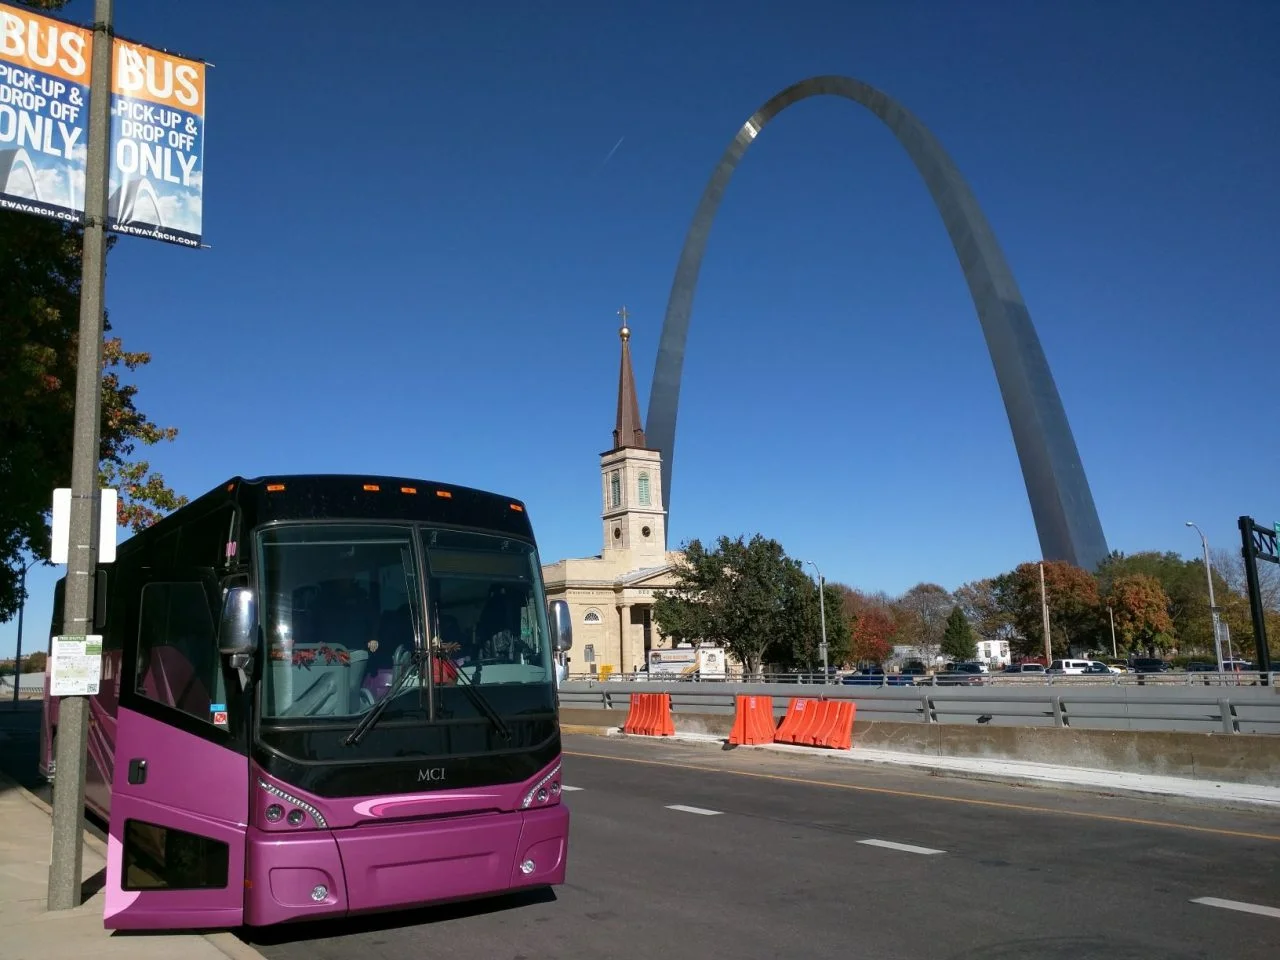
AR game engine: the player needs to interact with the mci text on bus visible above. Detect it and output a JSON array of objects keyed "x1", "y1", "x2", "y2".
[{"x1": 40, "y1": 474, "x2": 573, "y2": 930}]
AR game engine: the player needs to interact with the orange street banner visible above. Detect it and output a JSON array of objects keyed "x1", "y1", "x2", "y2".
[
  {"x1": 0, "y1": 4, "x2": 92, "y2": 223},
  {"x1": 0, "y1": 2, "x2": 206, "y2": 247},
  {"x1": 109, "y1": 35, "x2": 205, "y2": 246}
]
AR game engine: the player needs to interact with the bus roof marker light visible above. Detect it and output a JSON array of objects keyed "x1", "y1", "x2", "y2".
[
  {"x1": 510, "y1": 504, "x2": 524, "y2": 512},
  {"x1": 435, "y1": 490, "x2": 452, "y2": 499},
  {"x1": 401, "y1": 486, "x2": 418, "y2": 495},
  {"x1": 267, "y1": 483, "x2": 285, "y2": 492},
  {"x1": 363, "y1": 484, "x2": 380, "y2": 492}
]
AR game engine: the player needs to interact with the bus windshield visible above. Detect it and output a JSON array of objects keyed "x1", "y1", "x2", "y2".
[{"x1": 258, "y1": 523, "x2": 554, "y2": 725}]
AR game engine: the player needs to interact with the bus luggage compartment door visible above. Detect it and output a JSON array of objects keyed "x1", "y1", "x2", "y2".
[{"x1": 104, "y1": 705, "x2": 248, "y2": 930}]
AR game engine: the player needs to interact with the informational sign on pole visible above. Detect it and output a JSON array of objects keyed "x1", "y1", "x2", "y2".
[
  {"x1": 49, "y1": 634, "x2": 103, "y2": 696},
  {"x1": 0, "y1": 4, "x2": 93, "y2": 223},
  {"x1": 0, "y1": 2, "x2": 206, "y2": 246}
]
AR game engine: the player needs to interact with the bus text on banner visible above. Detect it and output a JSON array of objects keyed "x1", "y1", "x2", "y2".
[
  {"x1": 108, "y1": 37, "x2": 204, "y2": 247},
  {"x1": 0, "y1": 2, "x2": 206, "y2": 246},
  {"x1": 0, "y1": 4, "x2": 92, "y2": 223}
]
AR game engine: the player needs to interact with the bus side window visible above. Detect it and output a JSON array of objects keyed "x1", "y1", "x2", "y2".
[{"x1": 135, "y1": 581, "x2": 224, "y2": 724}]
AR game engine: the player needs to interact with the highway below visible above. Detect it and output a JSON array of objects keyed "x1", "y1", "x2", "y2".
[{"x1": 246, "y1": 732, "x2": 1280, "y2": 960}]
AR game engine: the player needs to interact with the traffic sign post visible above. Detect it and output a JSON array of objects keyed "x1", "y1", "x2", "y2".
[{"x1": 1238, "y1": 516, "x2": 1278, "y2": 684}]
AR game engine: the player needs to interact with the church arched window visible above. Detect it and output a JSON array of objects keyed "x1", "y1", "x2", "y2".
[
  {"x1": 638, "y1": 472, "x2": 651, "y2": 505},
  {"x1": 610, "y1": 471, "x2": 621, "y2": 508}
]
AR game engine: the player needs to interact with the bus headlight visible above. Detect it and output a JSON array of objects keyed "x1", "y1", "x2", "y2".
[{"x1": 520, "y1": 762, "x2": 562, "y2": 809}]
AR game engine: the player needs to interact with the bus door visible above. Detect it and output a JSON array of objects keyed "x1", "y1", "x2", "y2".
[{"x1": 105, "y1": 568, "x2": 249, "y2": 930}]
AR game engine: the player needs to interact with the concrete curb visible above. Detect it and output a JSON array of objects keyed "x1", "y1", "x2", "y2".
[
  {"x1": 561, "y1": 724, "x2": 619, "y2": 736},
  {"x1": 0, "y1": 770, "x2": 269, "y2": 960},
  {"x1": 561, "y1": 727, "x2": 1280, "y2": 811}
]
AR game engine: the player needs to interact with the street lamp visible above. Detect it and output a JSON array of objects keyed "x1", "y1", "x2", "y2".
[
  {"x1": 12, "y1": 556, "x2": 39, "y2": 704},
  {"x1": 804, "y1": 560, "x2": 829, "y2": 681},
  {"x1": 1185, "y1": 522, "x2": 1225, "y2": 673},
  {"x1": 1106, "y1": 604, "x2": 1117, "y2": 660}
]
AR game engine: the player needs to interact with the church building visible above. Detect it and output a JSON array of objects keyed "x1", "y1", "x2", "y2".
[{"x1": 541, "y1": 310, "x2": 683, "y2": 678}]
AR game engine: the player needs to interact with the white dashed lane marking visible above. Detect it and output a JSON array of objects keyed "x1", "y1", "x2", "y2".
[
  {"x1": 857, "y1": 839, "x2": 946, "y2": 856},
  {"x1": 1191, "y1": 898, "x2": 1280, "y2": 919},
  {"x1": 665, "y1": 804, "x2": 722, "y2": 816}
]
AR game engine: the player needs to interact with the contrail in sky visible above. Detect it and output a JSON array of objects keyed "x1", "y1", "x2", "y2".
[{"x1": 596, "y1": 136, "x2": 625, "y2": 172}]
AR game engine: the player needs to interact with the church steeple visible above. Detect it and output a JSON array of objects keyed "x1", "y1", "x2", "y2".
[
  {"x1": 612, "y1": 306, "x2": 647, "y2": 451},
  {"x1": 600, "y1": 307, "x2": 665, "y2": 565}
]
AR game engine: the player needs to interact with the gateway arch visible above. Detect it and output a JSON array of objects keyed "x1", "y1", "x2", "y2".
[{"x1": 645, "y1": 75, "x2": 1109, "y2": 571}]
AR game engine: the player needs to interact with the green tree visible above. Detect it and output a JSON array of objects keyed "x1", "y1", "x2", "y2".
[
  {"x1": 783, "y1": 569, "x2": 852, "y2": 671},
  {"x1": 953, "y1": 577, "x2": 1016, "y2": 646},
  {"x1": 653, "y1": 535, "x2": 792, "y2": 676},
  {"x1": 1095, "y1": 551, "x2": 1225, "y2": 651},
  {"x1": 940, "y1": 606, "x2": 977, "y2": 662},
  {"x1": 1, "y1": 206, "x2": 186, "y2": 621}
]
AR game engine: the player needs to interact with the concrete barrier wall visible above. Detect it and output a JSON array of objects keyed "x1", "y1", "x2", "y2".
[{"x1": 558, "y1": 707, "x2": 1280, "y2": 787}]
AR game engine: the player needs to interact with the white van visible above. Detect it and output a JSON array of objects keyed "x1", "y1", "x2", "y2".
[{"x1": 1046, "y1": 659, "x2": 1090, "y2": 674}]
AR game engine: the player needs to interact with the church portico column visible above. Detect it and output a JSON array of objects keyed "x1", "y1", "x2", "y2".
[{"x1": 617, "y1": 601, "x2": 635, "y2": 675}]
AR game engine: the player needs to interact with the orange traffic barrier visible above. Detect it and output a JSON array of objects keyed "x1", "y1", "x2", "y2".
[
  {"x1": 728, "y1": 695, "x2": 775, "y2": 745},
  {"x1": 622, "y1": 692, "x2": 675, "y2": 736},
  {"x1": 774, "y1": 697, "x2": 855, "y2": 749}
]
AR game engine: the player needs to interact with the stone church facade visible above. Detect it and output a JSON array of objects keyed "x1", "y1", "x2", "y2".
[{"x1": 541, "y1": 310, "x2": 683, "y2": 678}]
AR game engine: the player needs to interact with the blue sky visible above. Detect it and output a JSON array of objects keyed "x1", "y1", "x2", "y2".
[{"x1": 4, "y1": 0, "x2": 1278, "y2": 657}]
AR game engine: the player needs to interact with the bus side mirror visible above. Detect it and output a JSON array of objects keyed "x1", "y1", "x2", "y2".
[
  {"x1": 219, "y1": 586, "x2": 256, "y2": 654},
  {"x1": 219, "y1": 586, "x2": 256, "y2": 690},
  {"x1": 549, "y1": 599, "x2": 573, "y2": 652}
]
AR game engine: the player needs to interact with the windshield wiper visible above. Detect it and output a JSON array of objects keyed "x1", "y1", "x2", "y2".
[
  {"x1": 434, "y1": 646, "x2": 512, "y2": 743},
  {"x1": 343, "y1": 650, "x2": 424, "y2": 747}
]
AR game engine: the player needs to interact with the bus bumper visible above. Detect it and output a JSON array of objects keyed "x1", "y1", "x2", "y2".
[{"x1": 243, "y1": 804, "x2": 569, "y2": 927}]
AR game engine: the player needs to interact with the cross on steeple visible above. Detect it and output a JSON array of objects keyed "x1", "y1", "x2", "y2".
[{"x1": 618, "y1": 305, "x2": 631, "y2": 340}]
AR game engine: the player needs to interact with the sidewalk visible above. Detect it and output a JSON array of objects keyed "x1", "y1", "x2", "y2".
[
  {"x1": 586, "y1": 727, "x2": 1280, "y2": 809},
  {"x1": 0, "y1": 774, "x2": 262, "y2": 960}
]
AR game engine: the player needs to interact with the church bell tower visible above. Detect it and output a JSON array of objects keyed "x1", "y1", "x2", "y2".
[{"x1": 601, "y1": 307, "x2": 666, "y2": 567}]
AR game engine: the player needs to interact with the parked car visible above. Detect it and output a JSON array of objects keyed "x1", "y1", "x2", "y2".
[
  {"x1": 842, "y1": 666, "x2": 914, "y2": 687},
  {"x1": 1130, "y1": 657, "x2": 1171, "y2": 675},
  {"x1": 1003, "y1": 662, "x2": 1047, "y2": 674},
  {"x1": 935, "y1": 662, "x2": 986, "y2": 686}
]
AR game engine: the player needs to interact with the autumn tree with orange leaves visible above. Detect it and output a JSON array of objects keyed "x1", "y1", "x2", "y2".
[
  {"x1": 995, "y1": 561, "x2": 1102, "y2": 659},
  {"x1": 1105, "y1": 573, "x2": 1175, "y2": 654},
  {"x1": 0, "y1": 207, "x2": 186, "y2": 621}
]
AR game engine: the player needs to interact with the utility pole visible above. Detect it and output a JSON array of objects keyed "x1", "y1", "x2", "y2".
[
  {"x1": 1039, "y1": 562, "x2": 1052, "y2": 664},
  {"x1": 1185, "y1": 522, "x2": 1225, "y2": 674},
  {"x1": 12, "y1": 558, "x2": 37, "y2": 703},
  {"x1": 1107, "y1": 604, "x2": 1116, "y2": 660},
  {"x1": 805, "y1": 561, "x2": 828, "y2": 681},
  {"x1": 47, "y1": 0, "x2": 114, "y2": 913}
]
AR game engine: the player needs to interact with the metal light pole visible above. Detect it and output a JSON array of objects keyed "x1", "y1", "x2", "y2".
[
  {"x1": 1107, "y1": 604, "x2": 1117, "y2": 660},
  {"x1": 805, "y1": 560, "x2": 828, "y2": 681},
  {"x1": 1038, "y1": 562, "x2": 1052, "y2": 664},
  {"x1": 12, "y1": 557, "x2": 38, "y2": 704},
  {"x1": 1186, "y1": 522, "x2": 1225, "y2": 673},
  {"x1": 48, "y1": 0, "x2": 114, "y2": 913}
]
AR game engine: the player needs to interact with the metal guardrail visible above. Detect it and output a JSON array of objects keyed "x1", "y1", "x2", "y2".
[
  {"x1": 567, "y1": 670, "x2": 1278, "y2": 687},
  {"x1": 559, "y1": 677, "x2": 1280, "y2": 736}
]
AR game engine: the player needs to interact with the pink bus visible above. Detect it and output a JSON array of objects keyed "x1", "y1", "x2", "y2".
[{"x1": 41, "y1": 474, "x2": 572, "y2": 930}]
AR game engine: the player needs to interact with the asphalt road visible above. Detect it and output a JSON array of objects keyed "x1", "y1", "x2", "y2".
[{"x1": 242, "y1": 733, "x2": 1280, "y2": 960}]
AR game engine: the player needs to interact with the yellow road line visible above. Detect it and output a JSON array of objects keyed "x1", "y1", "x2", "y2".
[{"x1": 564, "y1": 749, "x2": 1280, "y2": 843}]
